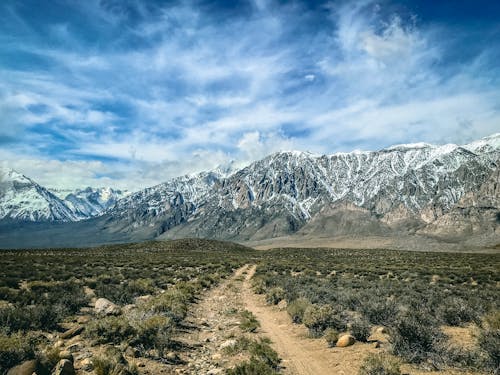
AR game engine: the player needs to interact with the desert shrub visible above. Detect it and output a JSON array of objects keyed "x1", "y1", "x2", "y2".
[
  {"x1": 249, "y1": 338, "x2": 281, "y2": 370},
  {"x1": 351, "y1": 317, "x2": 371, "y2": 342},
  {"x1": 436, "y1": 297, "x2": 477, "y2": 326},
  {"x1": 478, "y1": 312, "x2": 500, "y2": 372},
  {"x1": 359, "y1": 353, "x2": 401, "y2": 375},
  {"x1": 0, "y1": 305, "x2": 59, "y2": 333},
  {"x1": 287, "y1": 297, "x2": 311, "y2": 324},
  {"x1": 0, "y1": 332, "x2": 36, "y2": 374},
  {"x1": 324, "y1": 328, "x2": 339, "y2": 347},
  {"x1": 133, "y1": 315, "x2": 174, "y2": 354},
  {"x1": 85, "y1": 316, "x2": 136, "y2": 345},
  {"x1": 146, "y1": 288, "x2": 189, "y2": 322},
  {"x1": 251, "y1": 278, "x2": 267, "y2": 294},
  {"x1": 240, "y1": 310, "x2": 260, "y2": 333},
  {"x1": 265, "y1": 287, "x2": 285, "y2": 305},
  {"x1": 303, "y1": 304, "x2": 345, "y2": 337},
  {"x1": 360, "y1": 299, "x2": 398, "y2": 326},
  {"x1": 93, "y1": 347, "x2": 138, "y2": 375},
  {"x1": 390, "y1": 311, "x2": 443, "y2": 363},
  {"x1": 227, "y1": 360, "x2": 278, "y2": 375}
]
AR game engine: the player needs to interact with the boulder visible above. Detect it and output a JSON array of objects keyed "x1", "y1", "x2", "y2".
[
  {"x1": 52, "y1": 359, "x2": 75, "y2": 375},
  {"x1": 94, "y1": 298, "x2": 121, "y2": 316},
  {"x1": 60, "y1": 326, "x2": 84, "y2": 339},
  {"x1": 336, "y1": 334, "x2": 355, "y2": 347},
  {"x1": 219, "y1": 339, "x2": 237, "y2": 350},
  {"x1": 58, "y1": 351, "x2": 73, "y2": 362},
  {"x1": 7, "y1": 360, "x2": 38, "y2": 375}
]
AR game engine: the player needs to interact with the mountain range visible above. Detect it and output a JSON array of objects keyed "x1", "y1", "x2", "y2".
[{"x1": 0, "y1": 134, "x2": 499, "y2": 250}]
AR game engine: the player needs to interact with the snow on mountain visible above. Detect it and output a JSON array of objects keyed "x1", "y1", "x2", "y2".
[
  {"x1": 0, "y1": 167, "x2": 78, "y2": 222},
  {"x1": 62, "y1": 187, "x2": 129, "y2": 218}
]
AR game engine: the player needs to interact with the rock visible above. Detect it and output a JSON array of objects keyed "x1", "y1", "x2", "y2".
[
  {"x1": 58, "y1": 350, "x2": 73, "y2": 362},
  {"x1": 125, "y1": 346, "x2": 139, "y2": 358},
  {"x1": 6, "y1": 360, "x2": 38, "y2": 375},
  {"x1": 54, "y1": 340, "x2": 65, "y2": 348},
  {"x1": 52, "y1": 359, "x2": 75, "y2": 375},
  {"x1": 78, "y1": 358, "x2": 93, "y2": 372},
  {"x1": 277, "y1": 300, "x2": 288, "y2": 310},
  {"x1": 134, "y1": 295, "x2": 152, "y2": 304},
  {"x1": 66, "y1": 343, "x2": 83, "y2": 353},
  {"x1": 76, "y1": 315, "x2": 91, "y2": 324},
  {"x1": 94, "y1": 298, "x2": 121, "y2": 316},
  {"x1": 165, "y1": 352, "x2": 180, "y2": 363},
  {"x1": 336, "y1": 334, "x2": 355, "y2": 347},
  {"x1": 376, "y1": 326, "x2": 387, "y2": 334},
  {"x1": 60, "y1": 326, "x2": 84, "y2": 339},
  {"x1": 219, "y1": 339, "x2": 237, "y2": 350}
]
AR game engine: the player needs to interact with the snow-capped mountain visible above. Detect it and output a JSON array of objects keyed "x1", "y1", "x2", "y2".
[
  {"x1": 57, "y1": 187, "x2": 129, "y2": 218},
  {"x1": 0, "y1": 168, "x2": 78, "y2": 222},
  {"x1": 1, "y1": 133, "x2": 499, "y2": 247},
  {"x1": 101, "y1": 133, "x2": 499, "y2": 242}
]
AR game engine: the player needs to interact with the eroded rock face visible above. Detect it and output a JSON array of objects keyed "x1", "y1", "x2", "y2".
[{"x1": 94, "y1": 298, "x2": 121, "y2": 316}]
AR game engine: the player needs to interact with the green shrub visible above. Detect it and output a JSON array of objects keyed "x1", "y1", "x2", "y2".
[
  {"x1": 303, "y1": 304, "x2": 345, "y2": 337},
  {"x1": 359, "y1": 353, "x2": 401, "y2": 375},
  {"x1": 324, "y1": 328, "x2": 339, "y2": 347},
  {"x1": 251, "y1": 278, "x2": 266, "y2": 294},
  {"x1": 351, "y1": 318, "x2": 371, "y2": 342},
  {"x1": 265, "y1": 287, "x2": 285, "y2": 305},
  {"x1": 479, "y1": 312, "x2": 500, "y2": 371},
  {"x1": 360, "y1": 299, "x2": 398, "y2": 326},
  {"x1": 0, "y1": 332, "x2": 36, "y2": 374},
  {"x1": 93, "y1": 347, "x2": 138, "y2": 375},
  {"x1": 436, "y1": 297, "x2": 477, "y2": 326},
  {"x1": 133, "y1": 315, "x2": 174, "y2": 354},
  {"x1": 240, "y1": 310, "x2": 260, "y2": 333},
  {"x1": 85, "y1": 316, "x2": 136, "y2": 345},
  {"x1": 389, "y1": 311, "x2": 443, "y2": 363},
  {"x1": 227, "y1": 359, "x2": 278, "y2": 375},
  {"x1": 287, "y1": 298, "x2": 310, "y2": 324}
]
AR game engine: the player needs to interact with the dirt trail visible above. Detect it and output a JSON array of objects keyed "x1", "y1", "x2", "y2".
[
  {"x1": 173, "y1": 264, "x2": 252, "y2": 374},
  {"x1": 242, "y1": 265, "x2": 381, "y2": 375}
]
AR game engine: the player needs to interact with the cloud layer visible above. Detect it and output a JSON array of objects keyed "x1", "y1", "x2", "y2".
[{"x1": 0, "y1": 0, "x2": 499, "y2": 190}]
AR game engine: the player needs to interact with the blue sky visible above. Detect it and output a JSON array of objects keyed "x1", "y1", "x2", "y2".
[{"x1": 1, "y1": 0, "x2": 499, "y2": 190}]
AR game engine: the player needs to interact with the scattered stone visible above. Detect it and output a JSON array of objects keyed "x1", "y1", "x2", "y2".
[
  {"x1": 58, "y1": 350, "x2": 73, "y2": 362},
  {"x1": 277, "y1": 299, "x2": 288, "y2": 310},
  {"x1": 219, "y1": 339, "x2": 237, "y2": 350},
  {"x1": 60, "y1": 326, "x2": 84, "y2": 339},
  {"x1": 165, "y1": 352, "x2": 180, "y2": 363},
  {"x1": 78, "y1": 358, "x2": 93, "y2": 372},
  {"x1": 52, "y1": 359, "x2": 75, "y2": 375},
  {"x1": 207, "y1": 369, "x2": 223, "y2": 375},
  {"x1": 54, "y1": 340, "x2": 65, "y2": 348},
  {"x1": 66, "y1": 343, "x2": 83, "y2": 353},
  {"x1": 125, "y1": 346, "x2": 140, "y2": 358},
  {"x1": 94, "y1": 298, "x2": 121, "y2": 316},
  {"x1": 134, "y1": 295, "x2": 152, "y2": 304},
  {"x1": 6, "y1": 360, "x2": 38, "y2": 375},
  {"x1": 336, "y1": 334, "x2": 355, "y2": 347},
  {"x1": 76, "y1": 315, "x2": 91, "y2": 324}
]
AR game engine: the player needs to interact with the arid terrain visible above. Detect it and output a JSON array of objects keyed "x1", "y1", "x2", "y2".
[{"x1": 0, "y1": 239, "x2": 499, "y2": 375}]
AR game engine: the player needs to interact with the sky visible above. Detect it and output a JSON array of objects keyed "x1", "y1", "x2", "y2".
[{"x1": 0, "y1": 0, "x2": 499, "y2": 191}]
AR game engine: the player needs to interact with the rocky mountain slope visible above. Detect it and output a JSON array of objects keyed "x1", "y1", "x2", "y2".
[
  {"x1": 1, "y1": 134, "x2": 498, "y2": 248},
  {"x1": 0, "y1": 168, "x2": 127, "y2": 222},
  {"x1": 51, "y1": 187, "x2": 129, "y2": 218},
  {"x1": 0, "y1": 168, "x2": 78, "y2": 222}
]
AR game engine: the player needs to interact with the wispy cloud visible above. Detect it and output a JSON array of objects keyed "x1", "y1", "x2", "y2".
[{"x1": 0, "y1": 0, "x2": 499, "y2": 190}]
